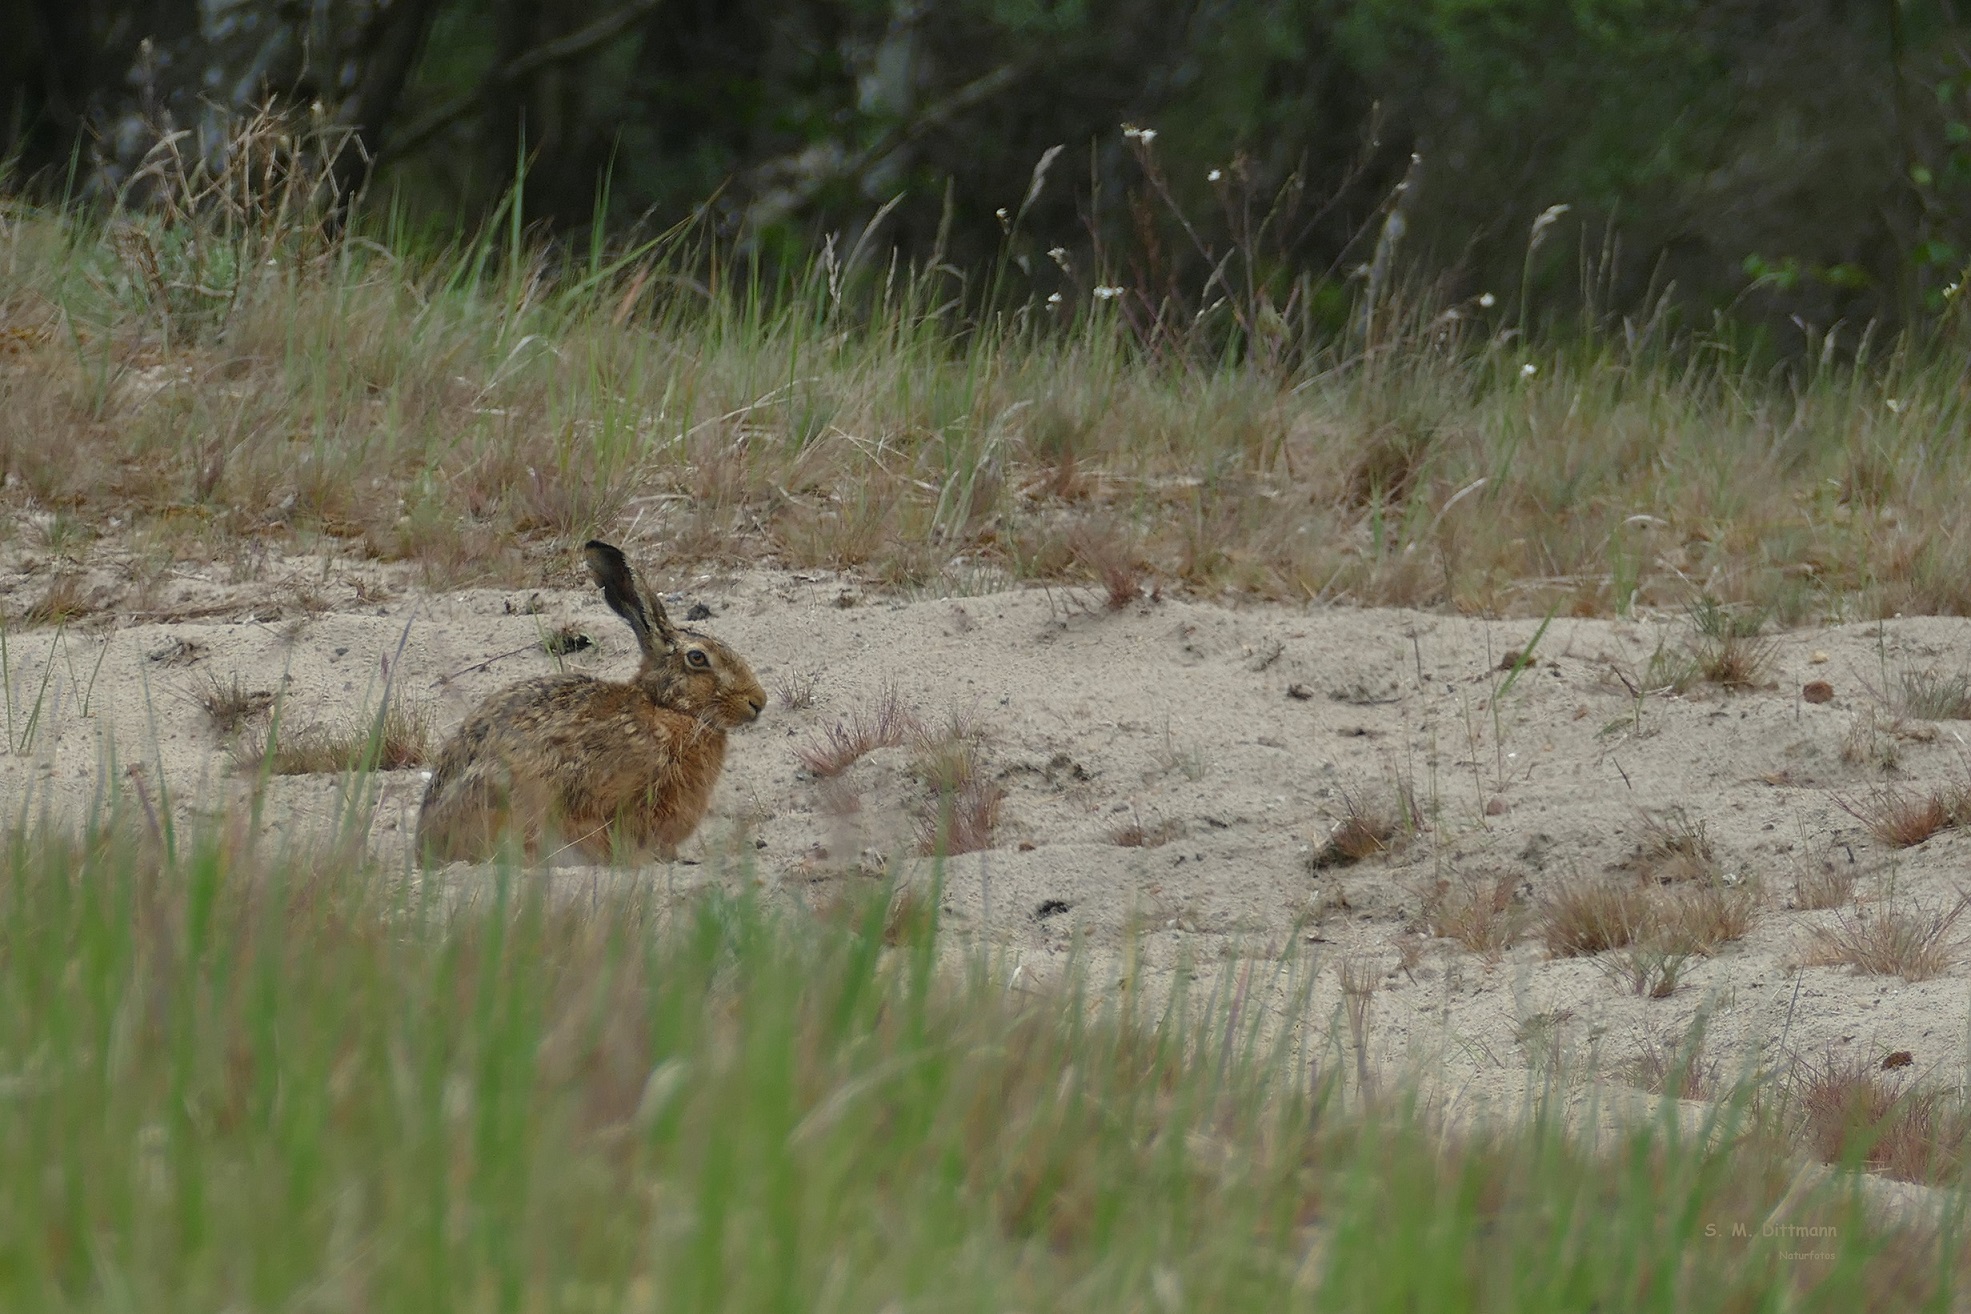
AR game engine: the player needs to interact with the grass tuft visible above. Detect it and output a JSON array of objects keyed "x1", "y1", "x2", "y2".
[
  {"x1": 1109, "y1": 814, "x2": 1184, "y2": 848},
  {"x1": 240, "y1": 703, "x2": 434, "y2": 775},
  {"x1": 1837, "y1": 784, "x2": 1971, "y2": 848},
  {"x1": 190, "y1": 670, "x2": 276, "y2": 736},
  {"x1": 1804, "y1": 894, "x2": 1970, "y2": 981},
  {"x1": 1790, "y1": 1050, "x2": 1971, "y2": 1184},
  {"x1": 912, "y1": 713, "x2": 1004, "y2": 856},
  {"x1": 1627, "y1": 1021, "x2": 1719, "y2": 1100},
  {"x1": 1419, "y1": 871, "x2": 1526, "y2": 955},
  {"x1": 1308, "y1": 780, "x2": 1419, "y2": 869},
  {"x1": 1886, "y1": 667, "x2": 1971, "y2": 721},
  {"x1": 797, "y1": 685, "x2": 917, "y2": 777},
  {"x1": 1541, "y1": 880, "x2": 1651, "y2": 956}
]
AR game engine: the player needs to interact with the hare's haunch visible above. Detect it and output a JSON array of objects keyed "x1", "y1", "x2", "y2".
[{"x1": 416, "y1": 540, "x2": 766, "y2": 864}]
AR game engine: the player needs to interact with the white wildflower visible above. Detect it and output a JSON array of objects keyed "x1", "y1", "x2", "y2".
[
  {"x1": 1047, "y1": 292, "x2": 1064, "y2": 306},
  {"x1": 1477, "y1": 292, "x2": 1496, "y2": 308},
  {"x1": 1093, "y1": 285, "x2": 1125, "y2": 301},
  {"x1": 1520, "y1": 363, "x2": 1538, "y2": 379},
  {"x1": 1886, "y1": 398, "x2": 1906, "y2": 414},
  {"x1": 1207, "y1": 168, "x2": 1223, "y2": 183},
  {"x1": 1122, "y1": 124, "x2": 1157, "y2": 144}
]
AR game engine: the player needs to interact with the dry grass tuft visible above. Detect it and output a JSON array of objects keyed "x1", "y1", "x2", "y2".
[
  {"x1": 1541, "y1": 880, "x2": 1651, "y2": 956},
  {"x1": 1308, "y1": 781, "x2": 1420, "y2": 870},
  {"x1": 1837, "y1": 784, "x2": 1971, "y2": 848},
  {"x1": 1542, "y1": 872, "x2": 1757, "y2": 974},
  {"x1": 775, "y1": 669, "x2": 819, "y2": 711},
  {"x1": 1804, "y1": 894, "x2": 1970, "y2": 982},
  {"x1": 1792, "y1": 858, "x2": 1859, "y2": 911},
  {"x1": 1627, "y1": 1022, "x2": 1718, "y2": 1100},
  {"x1": 1601, "y1": 942, "x2": 1695, "y2": 998},
  {"x1": 1791, "y1": 1051, "x2": 1971, "y2": 1184},
  {"x1": 17, "y1": 574, "x2": 98, "y2": 628},
  {"x1": 1067, "y1": 521, "x2": 1147, "y2": 610},
  {"x1": 1419, "y1": 871, "x2": 1526, "y2": 955},
  {"x1": 912, "y1": 713, "x2": 1004, "y2": 856},
  {"x1": 1629, "y1": 806, "x2": 1719, "y2": 884},
  {"x1": 1887, "y1": 668, "x2": 1971, "y2": 721},
  {"x1": 1109, "y1": 814, "x2": 1184, "y2": 848},
  {"x1": 191, "y1": 671, "x2": 276, "y2": 736},
  {"x1": 798, "y1": 685, "x2": 917, "y2": 778},
  {"x1": 1647, "y1": 599, "x2": 1777, "y2": 693},
  {"x1": 241, "y1": 704, "x2": 434, "y2": 775}
]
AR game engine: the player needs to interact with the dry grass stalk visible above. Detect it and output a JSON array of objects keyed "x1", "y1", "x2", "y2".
[
  {"x1": 1791, "y1": 1051, "x2": 1971, "y2": 1184},
  {"x1": 1804, "y1": 894, "x2": 1970, "y2": 982},
  {"x1": 242, "y1": 704, "x2": 433, "y2": 775},
  {"x1": 798, "y1": 685, "x2": 917, "y2": 778}
]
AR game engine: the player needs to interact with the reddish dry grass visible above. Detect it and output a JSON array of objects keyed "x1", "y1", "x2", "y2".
[
  {"x1": 1838, "y1": 786, "x2": 1971, "y2": 849},
  {"x1": 797, "y1": 686, "x2": 918, "y2": 778},
  {"x1": 1791, "y1": 1051, "x2": 1971, "y2": 1184}
]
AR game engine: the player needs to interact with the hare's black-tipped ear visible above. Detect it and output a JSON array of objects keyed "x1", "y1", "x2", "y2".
[{"x1": 583, "y1": 540, "x2": 677, "y2": 658}]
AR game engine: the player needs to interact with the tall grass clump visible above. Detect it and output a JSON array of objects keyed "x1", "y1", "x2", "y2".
[{"x1": 0, "y1": 800, "x2": 1960, "y2": 1309}]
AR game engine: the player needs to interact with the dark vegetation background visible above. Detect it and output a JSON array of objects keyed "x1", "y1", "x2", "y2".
[{"x1": 7, "y1": 1, "x2": 1971, "y2": 344}]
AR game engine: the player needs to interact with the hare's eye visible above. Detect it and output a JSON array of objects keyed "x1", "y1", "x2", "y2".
[{"x1": 686, "y1": 649, "x2": 711, "y2": 670}]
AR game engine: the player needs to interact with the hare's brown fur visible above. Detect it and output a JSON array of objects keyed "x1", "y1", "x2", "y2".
[{"x1": 416, "y1": 541, "x2": 766, "y2": 864}]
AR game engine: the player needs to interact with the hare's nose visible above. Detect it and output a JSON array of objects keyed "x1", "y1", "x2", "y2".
[{"x1": 745, "y1": 692, "x2": 766, "y2": 719}]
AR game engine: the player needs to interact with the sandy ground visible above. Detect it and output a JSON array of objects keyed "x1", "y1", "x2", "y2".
[{"x1": 6, "y1": 551, "x2": 1971, "y2": 1134}]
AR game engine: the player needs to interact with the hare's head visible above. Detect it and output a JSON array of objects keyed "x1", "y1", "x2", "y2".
[{"x1": 583, "y1": 540, "x2": 767, "y2": 729}]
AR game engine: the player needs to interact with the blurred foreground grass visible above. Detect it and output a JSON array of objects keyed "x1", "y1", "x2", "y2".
[{"x1": 0, "y1": 803, "x2": 1960, "y2": 1311}]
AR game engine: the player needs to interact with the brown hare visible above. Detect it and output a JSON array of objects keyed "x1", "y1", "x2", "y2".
[{"x1": 416, "y1": 540, "x2": 766, "y2": 864}]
